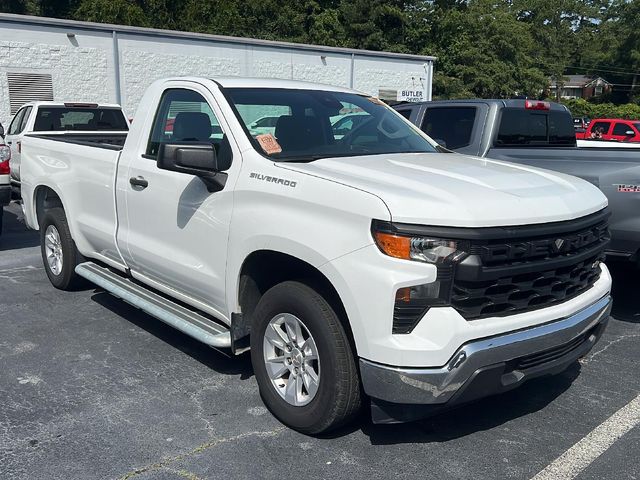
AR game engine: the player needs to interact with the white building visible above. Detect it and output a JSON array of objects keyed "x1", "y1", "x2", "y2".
[{"x1": 0, "y1": 13, "x2": 435, "y2": 127}]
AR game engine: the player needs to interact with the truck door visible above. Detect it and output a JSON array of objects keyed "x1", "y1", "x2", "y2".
[
  {"x1": 5, "y1": 105, "x2": 32, "y2": 183},
  {"x1": 116, "y1": 83, "x2": 239, "y2": 319},
  {"x1": 610, "y1": 122, "x2": 638, "y2": 143},
  {"x1": 589, "y1": 120, "x2": 611, "y2": 140}
]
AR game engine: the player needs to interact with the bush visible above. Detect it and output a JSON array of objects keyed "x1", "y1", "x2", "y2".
[{"x1": 558, "y1": 98, "x2": 640, "y2": 120}]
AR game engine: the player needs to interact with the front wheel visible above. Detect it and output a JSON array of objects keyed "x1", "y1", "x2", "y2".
[
  {"x1": 251, "y1": 281, "x2": 361, "y2": 435},
  {"x1": 40, "y1": 207, "x2": 84, "y2": 290}
]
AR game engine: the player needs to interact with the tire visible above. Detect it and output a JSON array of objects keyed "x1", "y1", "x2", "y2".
[
  {"x1": 0, "y1": 208, "x2": 3, "y2": 236},
  {"x1": 251, "y1": 281, "x2": 361, "y2": 435},
  {"x1": 40, "y1": 207, "x2": 84, "y2": 290}
]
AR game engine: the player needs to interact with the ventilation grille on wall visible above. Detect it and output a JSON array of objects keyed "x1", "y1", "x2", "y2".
[
  {"x1": 378, "y1": 88, "x2": 398, "y2": 102},
  {"x1": 7, "y1": 73, "x2": 54, "y2": 114}
]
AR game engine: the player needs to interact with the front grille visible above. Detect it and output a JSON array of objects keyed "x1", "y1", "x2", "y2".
[
  {"x1": 450, "y1": 210, "x2": 609, "y2": 320},
  {"x1": 393, "y1": 304, "x2": 428, "y2": 334},
  {"x1": 452, "y1": 253, "x2": 603, "y2": 318},
  {"x1": 513, "y1": 327, "x2": 596, "y2": 370}
]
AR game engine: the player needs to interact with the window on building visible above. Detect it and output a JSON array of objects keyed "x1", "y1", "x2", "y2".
[
  {"x1": 421, "y1": 107, "x2": 476, "y2": 149},
  {"x1": 7, "y1": 73, "x2": 54, "y2": 115},
  {"x1": 561, "y1": 88, "x2": 582, "y2": 98}
]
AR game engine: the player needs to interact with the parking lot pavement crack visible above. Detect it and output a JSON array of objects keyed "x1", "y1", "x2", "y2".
[
  {"x1": 162, "y1": 467, "x2": 204, "y2": 480},
  {"x1": 0, "y1": 265, "x2": 41, "y2": 284},
  {"x1": 118, "y1": 426, "x2": 287, "y2": 480},
  {"x1": 580, "y1": 333, "x2": 640, "y2": 364}
]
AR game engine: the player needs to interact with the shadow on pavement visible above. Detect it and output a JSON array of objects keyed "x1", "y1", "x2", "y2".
[
  {"x1": 0, "y1": 203, "x2": 40, "y2": 251},
  {"x1": 90, "y1": 291, "x2": 254, "y2": 379},
  {"x1": 608, "y1": 261, "x2": 640, "y2": 323}
]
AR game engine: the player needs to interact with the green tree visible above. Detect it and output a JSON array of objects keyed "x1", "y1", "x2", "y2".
[
  {"x1": 432, "y1": 0, "x2": 547, "y2": 99},
  {"x1": 73, "y1": 0, "x2": 146, "y2": 25},
  {"x1": 339, "y1": 0, "x2": 409, "y2": 52}
]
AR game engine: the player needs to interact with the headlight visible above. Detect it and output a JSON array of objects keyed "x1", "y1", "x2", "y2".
[
  {"x1": 372, "y1": 221, "x2": 467, "y2": 264},
  {"x1": 372, "y1": 220, "x2": 468, "y2": 334}
]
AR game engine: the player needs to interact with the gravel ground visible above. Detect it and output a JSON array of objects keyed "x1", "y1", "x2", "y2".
[{"x1": 0, "y1": 203, "x2": 638, "y2": 480}]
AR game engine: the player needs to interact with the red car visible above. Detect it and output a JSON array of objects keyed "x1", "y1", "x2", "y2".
[{"x1": 576, "y1": 118, "x2": 640, "y2": 142}]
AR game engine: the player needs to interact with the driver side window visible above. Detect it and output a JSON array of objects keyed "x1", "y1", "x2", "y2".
[{"x1": 146, "y1": 88, "x2": 224, "y2": 159}]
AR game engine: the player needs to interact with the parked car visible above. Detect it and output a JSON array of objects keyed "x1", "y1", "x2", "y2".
[
  {"x1": 330, "y1": 112, "x2": 369, "y2": 139},
  {"x1": 0, "y1": 127, "x2": 11, "y2": 235},
  {"x1": 4, "y1": 101, "x2": 129, "y2": 197},
  {"x1": 247, "y1": 115, "x2": 280, "y2": 136},
  {"x1": 21, "y1": 77, "x2": 612, "y2": 434},
  {"x1": 395, "y1": 99, "x2": 640, "y2": 265},
  {"x1": 575, "y1": 118, "x2": 640, "y2": 143},
  {"x1": 573, "y1": 116, "x2": 591, "y2": 130}
]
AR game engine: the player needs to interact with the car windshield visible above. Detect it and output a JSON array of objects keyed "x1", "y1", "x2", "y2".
[
  {"x1": 224, "y1": 87, "x2": 437, "y2": 161},
  {"x1": 634, "y1": 122, "x2": 640, "y2": 132}
]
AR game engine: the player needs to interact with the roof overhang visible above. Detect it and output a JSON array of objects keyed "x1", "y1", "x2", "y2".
[{"x1": 0, "y1": 13, "x2": 436, "y2": 63}]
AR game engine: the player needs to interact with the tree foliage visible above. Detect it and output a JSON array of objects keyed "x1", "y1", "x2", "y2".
[{"x1": 1, "y1": 0, "x2": 639, "y2": 105}]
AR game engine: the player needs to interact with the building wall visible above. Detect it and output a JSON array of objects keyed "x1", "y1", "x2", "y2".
[{"x1": 0, "y1": 16, "x2": 434, "y2": 127}]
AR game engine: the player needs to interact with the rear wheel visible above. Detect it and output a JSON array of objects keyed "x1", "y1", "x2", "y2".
[
  {"x1": 40, "y1": 207, "x2": 84, "y2": 290},
  {"x1": 251, "y1": 281, "x2": 361, "y2": 435}
]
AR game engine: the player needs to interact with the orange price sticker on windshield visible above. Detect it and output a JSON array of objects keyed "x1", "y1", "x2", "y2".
[{"x1": 256, "y1": 134, "x2": 282, "y2": 155}]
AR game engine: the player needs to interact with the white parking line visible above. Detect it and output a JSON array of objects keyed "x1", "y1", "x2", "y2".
[{"x1": 531, "y1": 394, "x2": 640, "y2": 480}]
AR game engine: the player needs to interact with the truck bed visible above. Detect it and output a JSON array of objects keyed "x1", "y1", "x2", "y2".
[
  {"x1": 28, "y1": 132, "x2": 127, "y2": 151},
  {"x1": 20, "y1": 134, "x2": 122, "y2": 266}
]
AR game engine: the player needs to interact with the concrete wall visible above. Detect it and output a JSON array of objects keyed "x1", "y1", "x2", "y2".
[{"x1": 0, "y1": 14, "x2": 434, "y2": 126}]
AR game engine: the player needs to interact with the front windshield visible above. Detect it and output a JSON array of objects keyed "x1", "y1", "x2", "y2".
[{"x1": 224, "y1": 87, "x2": 437, "y2": 161}]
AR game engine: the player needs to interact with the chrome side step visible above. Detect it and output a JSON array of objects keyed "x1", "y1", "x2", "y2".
[{"x1": 75, "y1": 262, "x2": 231, "y2": 348}]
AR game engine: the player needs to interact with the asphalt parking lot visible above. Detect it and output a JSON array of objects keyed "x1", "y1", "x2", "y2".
[{"x1": 0, "y1": 202, "x2": 638, "y2": 480}]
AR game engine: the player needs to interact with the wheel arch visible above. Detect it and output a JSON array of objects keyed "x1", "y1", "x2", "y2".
[
  {"x1": 236, "y1": 249, "x2": 357, "y2": 356},
  {"x1": 33, "y1": 184, "x2": 65, "y2": 229}
]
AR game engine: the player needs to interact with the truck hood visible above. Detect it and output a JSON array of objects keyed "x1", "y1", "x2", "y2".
[{"x1": 280, "y1": 152, "x2": 608, "y2": 227}]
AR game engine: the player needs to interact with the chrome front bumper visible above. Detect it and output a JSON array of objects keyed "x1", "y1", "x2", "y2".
[{"x1": 361, "y1": 295, "x2": 612, "y2": 416}]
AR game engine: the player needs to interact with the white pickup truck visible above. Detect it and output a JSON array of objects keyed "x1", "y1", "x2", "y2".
[
  {"x1": 4, "y1": 101, "x2": 129, "y2": 197},
  {"x1": 21, "y1": 77, "x2": 613, "y2": 434},
  {"x1": 0, "y1": 136, "x2": 10, "y2": 234}
]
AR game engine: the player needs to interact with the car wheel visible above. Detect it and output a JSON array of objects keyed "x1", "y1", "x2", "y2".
[
  {"x1": 40, "y1": 207, "x2": 84, "y2": 290},
  {"x1": 251, "y1": 281, "x2": 361, "y2": 435}
]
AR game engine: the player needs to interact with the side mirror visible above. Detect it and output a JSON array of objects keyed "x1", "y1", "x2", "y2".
[
  {"x1": 625, "y1": 130, "x2": 634, "y2": 136},
  {"x1": 157, "y1": 142, "x2": 228, "y2": 192}
]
